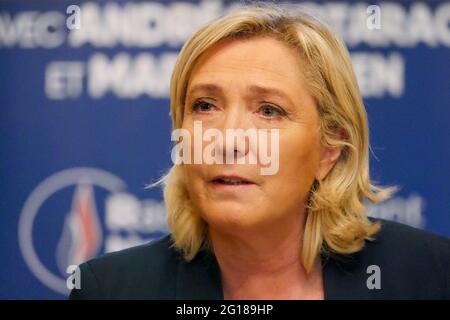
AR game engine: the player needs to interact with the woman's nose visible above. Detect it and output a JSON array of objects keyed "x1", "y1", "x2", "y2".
[{"x1": 216, "y1": 106, "x2": 252, "y2": 163}]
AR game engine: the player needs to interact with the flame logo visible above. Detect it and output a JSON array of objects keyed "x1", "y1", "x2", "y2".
[{"x1": 57, "y1": 183, "x2": 102, "y2": 274}]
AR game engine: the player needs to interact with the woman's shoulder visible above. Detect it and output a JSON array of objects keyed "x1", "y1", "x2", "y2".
[
  {"x1": 354, "y1": 218, "x2": 450, "y2": 273},
  {"x1": 323, "y1": 218, "x2": 450, "y2": 299},
  {"x1": 70, "y1": 235, "x2": 182, "y2": 299},
  {"x1": 368, "y1": 218, "x2": 450, "y2": 257},
  {"x1": 85, "y1": 234, "x2": 180, "y2": 271},
  {"x1": 371, "y1": 218, "x2": 450, "y2": 276}
]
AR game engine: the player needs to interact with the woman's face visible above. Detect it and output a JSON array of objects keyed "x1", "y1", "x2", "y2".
[{"x1": 181, "y1": 36, "x2": 339, "y2": 236}]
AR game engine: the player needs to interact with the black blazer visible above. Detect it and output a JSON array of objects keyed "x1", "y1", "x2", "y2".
[{"x1": 69, "y1": 218, "x2": 450, "y2": 299}]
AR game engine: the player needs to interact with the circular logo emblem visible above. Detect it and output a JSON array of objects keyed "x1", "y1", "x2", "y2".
[{"x1": 18, "y1": 167, "x2": 126, "y2": 294}]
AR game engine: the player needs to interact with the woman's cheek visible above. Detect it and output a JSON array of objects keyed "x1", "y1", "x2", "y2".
[{"x1": 278, "y1": 136, "x2": 319, "y2": 187}]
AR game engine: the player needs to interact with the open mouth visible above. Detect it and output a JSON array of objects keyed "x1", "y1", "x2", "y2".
[{"x1": 211, "y1": 176, "x2": 255, "y2": 186}]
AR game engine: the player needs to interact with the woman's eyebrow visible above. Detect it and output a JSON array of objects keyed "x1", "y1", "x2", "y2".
[
  {"x1": 187, "y1": 83, "x2": 293, "y2": 103},
  {"x1": 186, "y1": 84, "x2": 223, "y2": 98},
  {"x1": 246, "y1": 85, "x2": 293, "y2": 103}
]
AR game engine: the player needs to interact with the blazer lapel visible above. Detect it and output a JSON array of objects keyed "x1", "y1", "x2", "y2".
[
  {"x1": 175, "y1": 249, "x2": 224, "y2": 299},
  {"x1": 322, "y1": 252, "x2": 373, "y2": 299}
]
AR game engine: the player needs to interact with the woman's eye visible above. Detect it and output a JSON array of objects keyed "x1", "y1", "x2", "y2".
[
  {"x1": 192, "y1": 100, "x2": 215, "y2": 113},
  {"x1": 259, "y1": 105, "x2": 284, "y2": 118}
]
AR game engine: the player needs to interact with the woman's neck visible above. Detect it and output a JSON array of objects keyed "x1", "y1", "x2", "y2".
[{"x1": 209, "y1": 213, "x2": 324, "y2": 300}]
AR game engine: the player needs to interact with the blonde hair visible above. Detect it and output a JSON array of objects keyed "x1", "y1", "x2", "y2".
[{"x1": 150, "y1": 4, "x2": 397, "y2": 272}]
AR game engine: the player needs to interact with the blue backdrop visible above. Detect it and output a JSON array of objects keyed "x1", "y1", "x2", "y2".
[{"x1": 1, "y1": 0, "x2": 449, "y2": 299}]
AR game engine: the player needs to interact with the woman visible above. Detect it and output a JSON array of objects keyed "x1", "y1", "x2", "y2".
[{"x1": 70, "y1": 5, "x2": 450, "y2": 300}]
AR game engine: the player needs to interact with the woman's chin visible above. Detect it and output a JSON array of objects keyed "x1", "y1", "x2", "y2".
[{"x1": 202, "y1": 204, "x2": 268, "y2": 234}]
